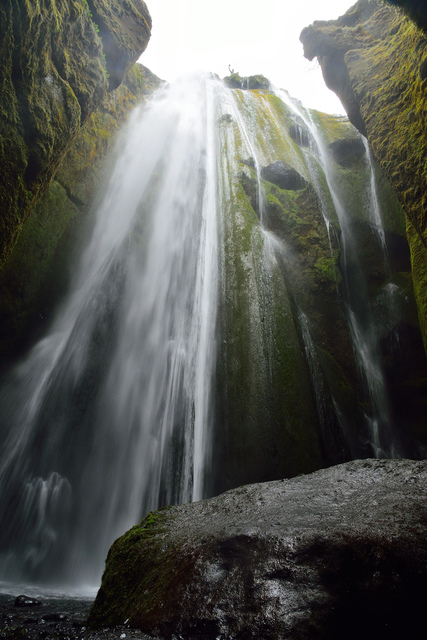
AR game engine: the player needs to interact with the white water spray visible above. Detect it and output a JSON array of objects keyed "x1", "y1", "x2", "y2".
[{"x1": 0, "y1": 73, "x2": 221, "y2": 586}]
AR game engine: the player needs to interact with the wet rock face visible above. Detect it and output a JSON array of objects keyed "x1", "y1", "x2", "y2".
[
  {"x1": 289, "y1": 122, "x2": 312, "y2": 147},
  {"x1": 329, "y1": 137, "x2": 366, "y2": 167},
  {"x1": 89, "y1": 0, "x2": 152, "y2": 90},
  {"x1": 223, "y1": 73, "x2": 270, "y2": 90},
  {"x1": 88, "y1": 459, "x2": 427, "y2": 640},
  {"x1": 0, "y1": 0, "x2": 151, "y2": 268},
  {"x1": 261, "y1": 160, "x2": 308, "y2": 190},
  {"x1": 300, "y1": 0, "x2": 427, "y2": 354}
]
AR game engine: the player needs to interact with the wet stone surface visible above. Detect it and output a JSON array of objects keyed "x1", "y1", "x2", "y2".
[{"x1": 0, "y1": 594, "x2": 158, "y2": 640}]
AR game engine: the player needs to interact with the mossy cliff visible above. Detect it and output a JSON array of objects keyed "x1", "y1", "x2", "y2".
[
  {"x1": 0, "y1": 63, "x2": 162, "y2": 364},
  {"x1": 212, "y1": 83, "x2": 426, "y2": 493},
  {"x1": 0, "y1": 0, "x2": 151, "y2": 269},
  {"x1": 385, "y1": 0, "x2": 427, "y2": 31},
  {"x1": 300, "y1": 0, "x2": 427, "y2": 352}
]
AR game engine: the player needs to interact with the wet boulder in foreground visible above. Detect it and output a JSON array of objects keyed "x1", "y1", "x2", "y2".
[{"x1": 88, "y1": 459, "x2": 427, "y2": 640}]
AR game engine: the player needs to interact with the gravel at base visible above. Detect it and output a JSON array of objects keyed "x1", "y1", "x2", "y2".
[{"x1": 0, "y1": 593, "x2": 159, "y2": 640}]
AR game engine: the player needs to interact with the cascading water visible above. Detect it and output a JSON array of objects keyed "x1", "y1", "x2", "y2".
[
  {"x1": 0, "y1": 73, "x2": 220, "y2": 588},
  {"x1": 275, "y1": 88, "x2": 406, "y2": 458},
  {"x1": 0, "y1": 72, "x2": 424, "y2": 593}
]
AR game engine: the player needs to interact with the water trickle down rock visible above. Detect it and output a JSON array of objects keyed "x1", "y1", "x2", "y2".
[{"x1": 300, "y1": 0, "x2": 427, "y2": 355}]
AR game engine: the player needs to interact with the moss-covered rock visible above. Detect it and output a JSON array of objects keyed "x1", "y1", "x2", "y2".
[
  {"x1": 213, "y1": 81, "x2": 427, "y2": 473},
  {"x1": 88, "y1": 459, "x2": 427, "y2": 639},
  {"x1": 0, "y1": 63, "x2": 162, "y2": 363},
  {"x1": 223, "y1": 73, "x2": 270, "y2": 90},
  {"x1": 88, "y1": 0, "x2": 151, "y2": 90},
  {"x1": 300, "y1": 0, "x2": 427, "y2": 352},
  {"x1": 0, "y1": 0, "x2": 151, "y2": 269}
]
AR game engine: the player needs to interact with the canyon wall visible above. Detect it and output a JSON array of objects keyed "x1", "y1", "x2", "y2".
[
  {"x1": 0, "y1": 0, "x2": 151, "y2": 268},
  {"x1": 300, "y1": 0, "x2": 427, "y2": 352}
]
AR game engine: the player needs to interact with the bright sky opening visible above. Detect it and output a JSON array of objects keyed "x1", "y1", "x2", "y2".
[{"x1": 139, "y1": 0, "x2": 355, "y2": 114}]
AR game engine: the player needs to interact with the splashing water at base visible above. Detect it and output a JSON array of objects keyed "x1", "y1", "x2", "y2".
[{"x1": 0, "y1": 73, "x2": 221, "y2": 588}]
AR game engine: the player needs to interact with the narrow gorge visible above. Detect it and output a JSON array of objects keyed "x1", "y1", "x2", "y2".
[{"x1": 0, "y1": 1, "x2": 426, "y2": 638}]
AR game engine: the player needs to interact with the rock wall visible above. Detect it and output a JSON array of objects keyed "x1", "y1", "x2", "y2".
[
  {"x1": 300, "y1": 0, "x2": 427, "y2": 352},
  {"x1": 213, "y1": 83, "x2": 426, "y2": 493},
  {"x1": 0, "y1": 63, "x2": 162, "y2": 365},
  {"x1": 0, "y1": 0, "x2": 151, "y2": 269}
]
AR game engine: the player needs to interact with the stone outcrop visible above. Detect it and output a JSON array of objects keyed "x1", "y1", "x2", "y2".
[
  {"x1": 223, "y1": 73, "x2": 270, "y2": 90},
  {"x1": 300, "y1": 0, "x2": 427, "y2": 352},
  {"x1": 0, "y1": 0, "x2": 151, "y2": 269},
  {"x1": 88, "y1": 0, "x2": 151, "y2": 90},
  {"x1": 261, "y1": 160, "x2": 308, "y2": 190},
  {"x1": 88, "y1": 459, "x2": 427, "y2": 640}
]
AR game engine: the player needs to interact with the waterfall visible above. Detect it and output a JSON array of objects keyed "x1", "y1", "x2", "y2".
[
  {"x1": 0, "y1": 73, "x2": 423, "y2": 591},
  {"x1": 0, "y1": 73, "x2": 220, "y2": 587}
]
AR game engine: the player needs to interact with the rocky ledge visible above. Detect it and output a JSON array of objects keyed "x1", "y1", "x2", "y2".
[{"x1": 88, "y1": 459, "x2": 427, "y2": 640}]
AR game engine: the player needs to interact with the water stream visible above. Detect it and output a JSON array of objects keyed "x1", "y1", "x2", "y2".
[{"x1": 0, "y1": 73, "x2": 221, "y2": 587}]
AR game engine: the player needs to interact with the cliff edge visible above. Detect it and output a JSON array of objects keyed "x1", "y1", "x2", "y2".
[
  {"x1": 300, "y1": 0, "x2": 427, "y2": 351},
  {"x1": 0, "y1": 0, "x2": 151, "y2": 268}
]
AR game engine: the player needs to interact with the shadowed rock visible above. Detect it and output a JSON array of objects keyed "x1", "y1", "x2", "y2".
[
  {"x1": 88, "y1": 459, "x2": 427, "y2": 640},
  {"x1": 329, "y1": 137, "x2": 366, "y2": 167},
  {"x1": 261, "y1": 160, "x2": 308, "y2": 190}
]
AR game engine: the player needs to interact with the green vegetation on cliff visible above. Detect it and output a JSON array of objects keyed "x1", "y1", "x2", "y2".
[
  {"x1": 300, "y1": 0, "x2": 427, "y2": 352},
  {"x1": 0, "y1": 0, "x2": 151, "y2": 268}
]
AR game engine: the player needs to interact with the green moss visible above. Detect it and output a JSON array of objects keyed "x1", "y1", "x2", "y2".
[
  {"x1": 314, "y1": 254, "x2": 338, "y2": 284},
  {"x1": 0, "y1": 0, "x2": 153, "y2": 268},
  {"x1": 311, "y1": 110, "x2": 358, "y2": 145},
  {"x1": 407, "y1": 219, "x2": 427, "y2": 354},
  {"x1": 88, "y1": 508, "x2": 173, "y2": 628}
]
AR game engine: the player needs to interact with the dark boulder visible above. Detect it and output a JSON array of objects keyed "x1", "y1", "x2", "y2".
[
  {"x1": 329, "y1": 136, "x2": 366, "y2": 166},
  {"x1": 289, "y1": 122, "x2": 312, "y2": 147},
  {"x1": 223, "y1": 73, "x2": 270, "y2": 90},
  {"x1": 14, "y1": 595, "x2": 42, "y2": 607},
  {"x1": 261, "y1": 160, "x2": 308, "y2": 190},
  {"x1": 88, "y1": 459, "x2": 427, "y2": 640}
]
